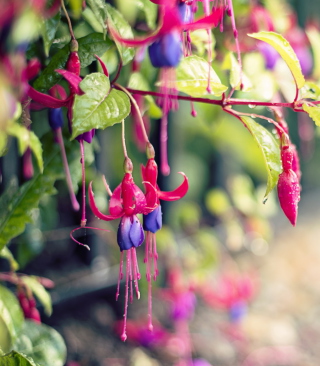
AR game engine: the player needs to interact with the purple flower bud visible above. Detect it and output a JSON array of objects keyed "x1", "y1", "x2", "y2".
[
  {"x1": 48, "y1": 108, "x2": 64, "y2": 130},
  {"x1": 258, "y1": 42, "x2": 279, "y2": 70},
  {"x1": 148, "y1": 32, "x2": 182, "y2": 68},
  {"x1": 229, "y1": 301, "x2": 247, "y2": 322},
  {"x1": 117, "y1": 215, "x2": 145, "y2": 251},
  {"x1": 143, "y1": 205, "x2": 162, "y2": 233},
  {"x1": 178, "y1": 2, "x2": 193, "y2": 25},
  {"x1": 76, "y1": 129, "x2": 95, "y2": 143},
  {"x1": 293, "y1": 46, "x2": 313, "y2": 76},
  {"x1": 170, "y1": 291, "x2": 196, "y2": 321},
  {"x1": 192, "y1": 359, "x2": 213, "y2": 366}
]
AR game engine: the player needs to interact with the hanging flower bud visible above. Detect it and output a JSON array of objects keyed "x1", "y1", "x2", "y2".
[
  {"x1": 277, "y1": 145, "x2": 300, "y2": 226},
  {"x1": 148, "y1": 32, "x2": 182, "y2": 68},
  {"x1": 117, "y1": 215, "x2": 145, "y2": 251},
  {"x1": 48, "y1": 108, "x2": 64, "y2": 130}
]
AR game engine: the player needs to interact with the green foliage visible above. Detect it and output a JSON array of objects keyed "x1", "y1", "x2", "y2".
[
  {"x1": 71, "y1": 72, "x2": 131, "y2": 139},
  {"x1": 0, "y1": 248, "x2": 19, "y2": 272},
  {"x1": 0, "y1": 133, "x2": 73, "y2": 250},
  {"x1": 134, "y1": 0, "x2": 158, "y2": 30},
  {"x1": 86, "y1": 0, "x2": 107, "y2": 36},
  {"x1": 303, "y1": 104, "x2": 320, "y2": 126},
  {"x1": 105, "y1": 4, "x2": 135, "y2": 65},
  {"x1": 41, "y1": 12, "x2": 61, "y2": 57},
  {"x1": 13, "y1": 321, "x2": 67, "y2": 366},
  {"x1": 222, "y1": 52, "x2": 252, "y2": 91},
  {"x1": 174, "y1": 55, "x2": 228, "y2": 97},
  {"x1": 0, "y1": 285, "x2": 24, "y2": 352},
  {"x1": 6, "y1": 123, "x2": 43, "y2": 173},
  {"x1": 33, "y1": 33, "x2": 112, "y2": 92},
  {"x1": 0, "y1": 351, "x2": 40, "y2": 366},
  {"x1": 248, "y1": 31, "x2": 305, "y2": 89},
  {"x1": 240, "y1": 116, "x2": 282, "y2": 199}
]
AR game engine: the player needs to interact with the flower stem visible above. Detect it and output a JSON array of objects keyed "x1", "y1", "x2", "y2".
[
  {"x1": 115, "y1": 83, "x2": 150, "y2": 145},
  {"x1": 56, "y1": 128, "x2": 80, "y2": 211},
  {"x1": 79, "y1": 140, "x2": 87, "y2": 227},
  {"x1": 227, "y1": 0, "x2": 243, "y2": 93},
  {"x1": 121, "y1": 119, "x2": 128, "y2": 159},
  {"x1": 60, "y1": 0, "x2": 75, "y2": 40},
  {"x1": 124, "y1": 87, "x2": 296, "y2": 109}
]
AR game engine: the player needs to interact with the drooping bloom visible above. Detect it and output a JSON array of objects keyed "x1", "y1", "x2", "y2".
[
  {"x1": 89, "y1": 157, "x2": 157, "y2": 341},
  {"x1": 277, "y1": 144, "x2": 300, "y2": 226},
  {"x1": 110, "y1": 2, "x2": 221, "y2": 175},
  {"x1": 141, "y1": 144, "x2": 189, "y2": 330}
]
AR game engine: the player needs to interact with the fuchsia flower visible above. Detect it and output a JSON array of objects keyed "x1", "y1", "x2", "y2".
[
  {"x1": 141, "y1": 145, "x2": 188, "y2": 330},
  {"x1": 17, "y1": 290, "x2": 41, "y2": 324},
  {"x1": 88, "y1": 157, "x2": 157, "y2": 341},
  {"x1": 201, "y1": 273, "x2": 255, "y2": 323},
  {"x1": 110, "y1": 1, "x2": 222, "y2": 175},
  {"x1": 277, "y1": 144, "x2": 300, "y2": 226},
  {"x1": 109, "y1": 1, "x2": 222, "y2": 49},
  {"x1": 160, "y1": 268, "x2": 196, "y2": 322}
]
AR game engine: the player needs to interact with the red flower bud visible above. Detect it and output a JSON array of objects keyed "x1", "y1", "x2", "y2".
[{"x1": 277, "y1": 169, "x2": 300, "y2": 226}]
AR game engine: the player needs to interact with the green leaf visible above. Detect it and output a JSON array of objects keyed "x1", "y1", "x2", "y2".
[
  {"x1": 33, "y1": 33, "x2": 112, "y2": 92},
  {"x1": 0, "y1": 133, "x2": 71, "y2": 250},
  {"x1": 82, "y1": 7, "x2": 104, "y2": 33},
  {"x1": 69, "y1": 0, "x2": 82, "y2": 18},
  {"x1": 86, "y1": 0, "x2": 107, "y2": 35},
  {"x1": 41, "y1": 11, "x2": 60, "y2": 57},
  {"x1": 174, "y1": 55, "x2": 228, "y2": 97},
  {"x1": 301, "y1": 81, "x2": 320, "y2": 100},
  {"x1": 71, "y1": 72, "x2": 130, "y2": 139},
  {"x1": 6, "y1": 124, "x2": 43, "y2": 173},
  {"x1": 134, "y1": 0, "x2": 157, "y2": 30},
  {"x1": 222, "y1": 52, "x2": 252, "y2": 91},
  {"x1": 105, "y1": 4, "x2": 135, "y2": 65},
  {"x1": 0, "y1": 247, "x2": 19, "y2": 271},
  {"x1": 302, "y1": 104, "x2": 320, "y2": 126},
  {"x1": 0, "y1": 351, "x2": 40, "y2": 366},
  {"x1": 13, "y1": 321, "x2": 66, "y2": 366},
  {"x1": 0, "y1": 285, "x2": 24, "y2": 351},
  {"x1": 20, "y1": 277, "x2": 52, "y2": 316},
  {"x1": 248, "y1": 31, "x2": 305, "y2": 89},
  {"x1": 240, "y1": 116, "x2": 281, "y2": 198},
  {"x1": 128, "y1": 72, "x2": 163, "y2": 118}
]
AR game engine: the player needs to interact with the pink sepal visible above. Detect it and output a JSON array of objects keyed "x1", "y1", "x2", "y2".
[
  {"x1": 158, "y1": 173, "x2": 189, "y2": 201},
  {"x1": 109, "y1": 184, "x2": 123, "y2": 216},
  {"x1": 89, "y1": 182, "x2": 124, "y2": 221},
  {"x1": 28, "y1": 87, "x2": 71, "y2": 108},
  {"x1": 94, "y1": 54, "x2": 109, "y2": 77},
  {"x1": 55, "y1": 69, "x2": 83, "y2": 95}
]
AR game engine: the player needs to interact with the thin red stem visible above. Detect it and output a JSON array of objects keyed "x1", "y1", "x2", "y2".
[
  {"x1": 121, "y1": 251, "x2": 130, "y2": 342},
  {"x1": 121, "y1": 120, "x2": 128, "y2": 159},
  {"x1": 115, "y1": 83, "x2": 150, "y2": 145},
  {"x1": 60, "y1": 0, "x2": 75, "y2": 40},
  {"x1": 227, "y1": 0, "x2": 243, "y2": 93},
  {"x1": 56, "y1": 128, "x2": 80, "y2": 211},
  {"x1": 79, "y1": 140, "x2": 86, "y2": 227},
  {"x1": 124, "y1": 87, "x2": 295, "y2": 108}
]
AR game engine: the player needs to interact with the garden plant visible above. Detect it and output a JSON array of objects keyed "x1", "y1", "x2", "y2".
[{"x1": 1, "y1": 0, "x2": 320, "y2": 364}]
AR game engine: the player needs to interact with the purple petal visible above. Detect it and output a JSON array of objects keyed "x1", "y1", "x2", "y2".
[
  {"x1": 129, "y1": 215, "x2": 145, "y2": 248},
  {"x1": 143, "y1": 205, "x2": 162, "y2": 233},
  {"x1": 117, "y1": 216, "x2": 133, "y2": 251}
]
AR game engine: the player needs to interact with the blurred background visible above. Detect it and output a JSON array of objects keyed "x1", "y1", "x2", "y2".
[{"x1": 2, "y1": 0, "x2": 320, "y2": 365}]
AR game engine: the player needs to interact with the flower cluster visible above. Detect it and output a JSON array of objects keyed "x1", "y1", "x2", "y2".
[{"x1": 89, "y1": 150, "x2": 188, "y2": 341}]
